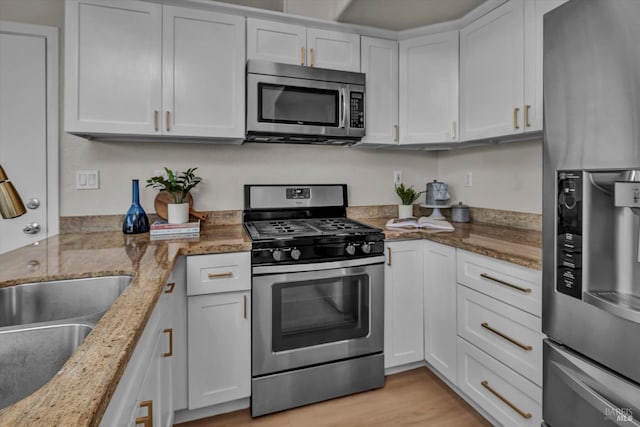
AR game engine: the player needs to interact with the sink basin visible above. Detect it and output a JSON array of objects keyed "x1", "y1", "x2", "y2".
[
  {"x1": 0, "y1": 275, "x2": 133, "y2": 328},
  {"x1": 0, "y1": 323, "x2": 93, "y2": 409}
]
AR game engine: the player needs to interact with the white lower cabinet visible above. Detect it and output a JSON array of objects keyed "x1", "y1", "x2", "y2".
[
  {"x1": 186, "y1": 253, "x2": 251, "y2": 410},
  {"x1": 457, "y1": 338, "x2": 542, "y2": 427},
  {"x1": 423, "y1": 240, "x2": 457, "y2": 384},
  {"x1": 384, "y1": 240, "x2": 424, "y2": 369},
  {"x1": 169, "y1": 257, "x2": 188, "y2": 412},
  {"x1": 100, "y1": 288, "x2": 173, "y2": 427}
]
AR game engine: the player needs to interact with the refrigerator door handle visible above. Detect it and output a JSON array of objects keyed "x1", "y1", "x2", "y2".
[{"x1": 552, "y1": 361, "x2": 640, "y2": 427}]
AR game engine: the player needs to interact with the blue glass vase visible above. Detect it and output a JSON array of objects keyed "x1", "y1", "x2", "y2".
[{"x1": 122, "y1": 179, "x2": 150, "y2": 234}]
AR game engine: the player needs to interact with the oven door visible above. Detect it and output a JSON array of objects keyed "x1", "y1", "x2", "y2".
[
  {"x1": 247, "y1": 73, "x2": 363, "y2": 138},
  {"x1": 252, "y1": 257, "x2": 384, "y2": 376}
]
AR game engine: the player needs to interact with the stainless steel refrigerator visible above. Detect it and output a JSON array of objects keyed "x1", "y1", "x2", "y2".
[{"x1": 543, "y1": 1, "x2": 640, "y2": 426}]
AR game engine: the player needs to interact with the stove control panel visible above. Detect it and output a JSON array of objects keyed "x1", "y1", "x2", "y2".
[{"x1": 252, "y1": 239, "x2": 385, "y2": 265}]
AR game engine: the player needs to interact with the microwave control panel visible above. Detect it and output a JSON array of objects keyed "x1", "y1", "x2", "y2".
[
  {"x1": 350, "y1": 92, "x2": 364, "y2": 128},
  {"x1": 557, "y1": 170, "x2": 583, "y2": 299}
]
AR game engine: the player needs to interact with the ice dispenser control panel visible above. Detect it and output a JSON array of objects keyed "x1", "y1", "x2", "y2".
[{"x1": 557, "y1": 171, "x2": 583, "y2": 299}]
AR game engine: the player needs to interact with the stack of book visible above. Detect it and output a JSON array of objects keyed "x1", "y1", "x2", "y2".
[{"x1": 149, "y1": 220, "x2": 200, "y2": 240}]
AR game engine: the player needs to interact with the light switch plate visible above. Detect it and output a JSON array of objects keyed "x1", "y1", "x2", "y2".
[{"x1": 76, "y1": 170, "x2": 99, "y2": 189}]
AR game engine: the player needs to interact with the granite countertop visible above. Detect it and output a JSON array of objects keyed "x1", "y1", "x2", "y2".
[
  {"x1": 356, "y1": 217, "x2": 541, "y2": 270},
  {"x1": 0, "y1": 212, "x2": 540, "y2": 426},
  {"x1": 0, "y1": 225, "x2": 251, "y2": 427}
]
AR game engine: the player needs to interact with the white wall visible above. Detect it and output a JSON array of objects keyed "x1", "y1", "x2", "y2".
[
  {"x1": 1, "y1": 0, "x2": 543, "y2": 216},
  {"x1": 438, "y1": 140, "x2": 542, "y2": 214}
]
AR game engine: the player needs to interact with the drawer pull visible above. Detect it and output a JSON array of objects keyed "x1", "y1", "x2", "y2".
[
  {"x1": 208, "y1": 272, "x2": 233, "y2": 279},
  {"x1": 481, "y1": 322, "x2": 533, "y2": 351},
  {"x1": 164, "y1": 282, "x2": 175, "y2": 294},
  {"x1": 243, "y1": 294, "x2": 247, "y2": 319},
  {"x1": 387, "y1": 247, "x2": 392, "y2": 266},
  {"x1": 480, "y1": 273, "x2": 531, "y2": 293},
  {"x1": 481, "y1": 380, "x2": 532, "y2": 420},
  {"x1": 135, "y1": 400, "x2": 153, "y2": 427}
]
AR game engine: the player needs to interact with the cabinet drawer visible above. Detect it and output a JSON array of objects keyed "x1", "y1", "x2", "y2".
[
  {"x1": 456, "y1": 250, "x2": 541, "y2": 317},
  {"x1": 457, "y1": 338, "x2": 541, "y2": 427},
  {"x1": 457, "y1": 285, "x2": 544, "y2": 386},
  {"x1": 187, "y1": 252, "x2": 250, "y2": 296}
]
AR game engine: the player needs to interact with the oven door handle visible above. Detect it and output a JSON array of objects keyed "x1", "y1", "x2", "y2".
[{"x1": 253, "y1": 256, "x2": 386, "y2": 275}]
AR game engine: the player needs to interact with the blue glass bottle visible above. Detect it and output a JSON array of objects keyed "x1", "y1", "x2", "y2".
[{"x1": 122, "y1": 179, "x2": 150, "y2": 234}]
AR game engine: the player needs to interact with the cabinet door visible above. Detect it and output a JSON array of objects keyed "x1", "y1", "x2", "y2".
[
  {"x1": 460, "y1": 0, "x2": 524, "y2": 141},
  {"x1": 162, "y1": 7, "x2": 245, "y2": 138},
  {"x1": 187, "y1": 291, "x2": 251, "y2": 409},
  {"x1": 167, "y1": 257, "x2": 187, "y2": 412},
  {"x1": 384, "y1": 240, "x2": 424, "y2": 369},
  {"x1": 360, "y1": 36, "x2": 399, "y2": 145},
  {"x1": 246, "y1": 18, "x2": 306, "y2": 66},
  {"x1": 423, "y1": 241, "x2": 457, "y2": 384},
  {"x1": 523, "y1": 0, "x2": 569, "y2": 132},
  {"x1": 399, "y1": 31, "x2": 459, "y2": 144},
  {"x1": 132, "y1": 329, "x2": 163, "y2": 427},
  {"x1": 306, "y1": 28, "x2": 360, "y2": 72},
  {"x1": 65, "y1": 0, "x2": 162, "y2": 134}
]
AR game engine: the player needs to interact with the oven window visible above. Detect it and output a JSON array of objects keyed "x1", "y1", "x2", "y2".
[
  {"x1": 259, "y1": 83, "x2": 338, "y2": 127},
  {"x1": 272, "y1": 274, "x2": 369, "y2": 352}
]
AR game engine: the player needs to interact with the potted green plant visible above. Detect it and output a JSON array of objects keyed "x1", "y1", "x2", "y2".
[
  {"x1": 146, "y1": 167, "x2": 201, "y2": 224},
  {"x1": 395, "y1": 183, "x2": 423, "y2": 218}
]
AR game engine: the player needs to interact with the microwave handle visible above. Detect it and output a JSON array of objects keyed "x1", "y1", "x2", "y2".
[{"x1": 339, "y1": 88, "x2": 347, "y2": 128}]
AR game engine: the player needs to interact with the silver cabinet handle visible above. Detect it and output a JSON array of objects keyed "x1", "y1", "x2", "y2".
[
  {"x1": 23, "y1": 222, "x2": 40, "y2": 234},
  {"x1": 26, "y1": 198, "x2": 40, "y2": 209},
  {"x1": 339, "y1": 88, "x2": 347, "y2": 128}
]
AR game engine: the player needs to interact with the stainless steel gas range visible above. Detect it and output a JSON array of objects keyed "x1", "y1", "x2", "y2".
[{"x1": 243, "y1": 184, "x2": 385, "y2": 417}]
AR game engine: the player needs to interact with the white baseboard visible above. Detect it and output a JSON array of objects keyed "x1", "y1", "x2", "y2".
[
  {"x1": 173, "y1": 397, "x2": 250, "y2": 424},
  {"x1": 384, "y1": 360, "x2": 426, "y2": 376}
]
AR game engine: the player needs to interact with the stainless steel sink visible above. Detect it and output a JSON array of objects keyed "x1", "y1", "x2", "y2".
[
  {"x1": 0, "y1": 275, "x2": 134, "y2": 409},
  {"x1": 0, "y1": 275, "x2": 133, "y2": 328},
  {"x1": 0, "y1": 323, "x2": 93, "y2": 409}
]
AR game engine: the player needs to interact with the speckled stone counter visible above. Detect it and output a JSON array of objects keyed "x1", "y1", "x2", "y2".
[
  {"x1": 0, "y1": 209, "x2": 540, "y2": 426},
  {"x1": 354, "y1": 216, "x2": 541, "y2": 270},
  {"x1": 0, "y1": 225, "x2": 251, "y2": 427}
]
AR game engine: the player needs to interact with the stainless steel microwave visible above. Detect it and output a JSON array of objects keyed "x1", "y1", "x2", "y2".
[{"x1": 246, "y1": 60, "x2": 365, "y2": 145}]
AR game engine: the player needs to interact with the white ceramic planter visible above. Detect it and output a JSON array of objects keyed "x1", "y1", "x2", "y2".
[
  {"x1": 168, "y1": 202, "x2": 189, "y2": 224},
  {"x1": 398, "y1": 204, "x2": 413, "y2": 218}
]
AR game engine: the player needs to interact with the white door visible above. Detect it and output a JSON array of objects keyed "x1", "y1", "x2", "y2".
[
  {"x1": 384, "y1": 240, "x2": 424, "y2": 369},
  {"x1": 460, "y1": 0, "x2": 524, "y2": 141},
  {"x1": 64, "y1": 0, "x2": 162, "y2": 135},
  {"x1": 306, "y1": 28, "x2": 360, "y2": 72},
  {"x1": 246, "y1": 18, "x2": 306, "y2": 66},
  {"x1": 360, "y1": 36, "x2": 398, "y2": 145},
  {"x1": 0, "y1": 22, "x2": 58, "y2": 254},
  {"x1": 162, "y1": 6, "x2": 245, "y2": 138},
  {"x1": 399, "y1": 31, "x2": 459, "y2": 144}
]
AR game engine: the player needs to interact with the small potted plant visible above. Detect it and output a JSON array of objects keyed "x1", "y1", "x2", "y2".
[
  {"x1": 395, "y1": 183, "x2": 423, "y2": 218},
  {"x1": 146, "y1": 167, "x2": 201, "y2": 224}
]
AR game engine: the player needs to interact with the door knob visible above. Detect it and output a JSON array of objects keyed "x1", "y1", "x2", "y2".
[
  {"x1": 23, "y1": 222, "x2": 40, "y2": 234},
  {"x1": 26, "y1": 198, "x2": 40, "y2": 209}
]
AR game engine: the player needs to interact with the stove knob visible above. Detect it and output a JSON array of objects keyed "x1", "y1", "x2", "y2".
[
  {"x1": 272, "y1": 249, "x2": 283, "y2": 261},
  {"x1": 361, "y1": 243, "x2": 372, "y2": 254},
  {"x1": 346, "y1": 244, "x2": 356, "y2": 255},
  {"x1": 291, "y1": 248, "x2": 301, "y2": 260}
]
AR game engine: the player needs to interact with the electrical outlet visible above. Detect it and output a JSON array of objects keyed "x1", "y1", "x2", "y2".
[
  {"x1": 464, "y1": 172, "x2": 473, "y2": 187},
  {"x1": 394, "y1": 171, "x2": 402, "y2": 185},
  {"x1": 76, "y1": 170, "x2": 99, "y2": 190}
]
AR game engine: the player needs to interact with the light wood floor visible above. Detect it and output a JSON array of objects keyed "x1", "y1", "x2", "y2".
[{"x1": 176, "y1": 367, "x2": 491, "y2": 427}]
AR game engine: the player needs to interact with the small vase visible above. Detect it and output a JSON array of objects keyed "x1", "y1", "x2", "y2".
[
  {"x1": 122, "y1": 179, "x2": 150, "y2": 234},
  {"x1": 398, "y1": 204, "x2": 413, "y2": 219},
  {"x1": 168, "y1": 202, "x2": 189, "y2": 224}
]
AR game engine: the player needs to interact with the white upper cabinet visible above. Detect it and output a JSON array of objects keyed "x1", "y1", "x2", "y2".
[
  {"x1": 399, "y1": 31, "x2": 459, "y2": 144},
  {"x1": 65, "y1": 0, "x2": 162, "y2": 135},
  {"x1": 247, "y1": 18, "x2": 360, "y2": 72},
  {"x1": 162, "y1": 7, "x2": 244, "y2": 138},
  {"x1": 360, "y1": 36, "x2": 399, "y2": 145},
  {"x1": 460, "y1": 0, "x2": 524, "y2": 141},
  {"x1": 65, "y1": 0, "x2": 245, "y2": 140}
]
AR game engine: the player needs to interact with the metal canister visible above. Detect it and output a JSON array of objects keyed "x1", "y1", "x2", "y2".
[{"x1": 451, "y1": 202, "x2": 470, "y2": 223}]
